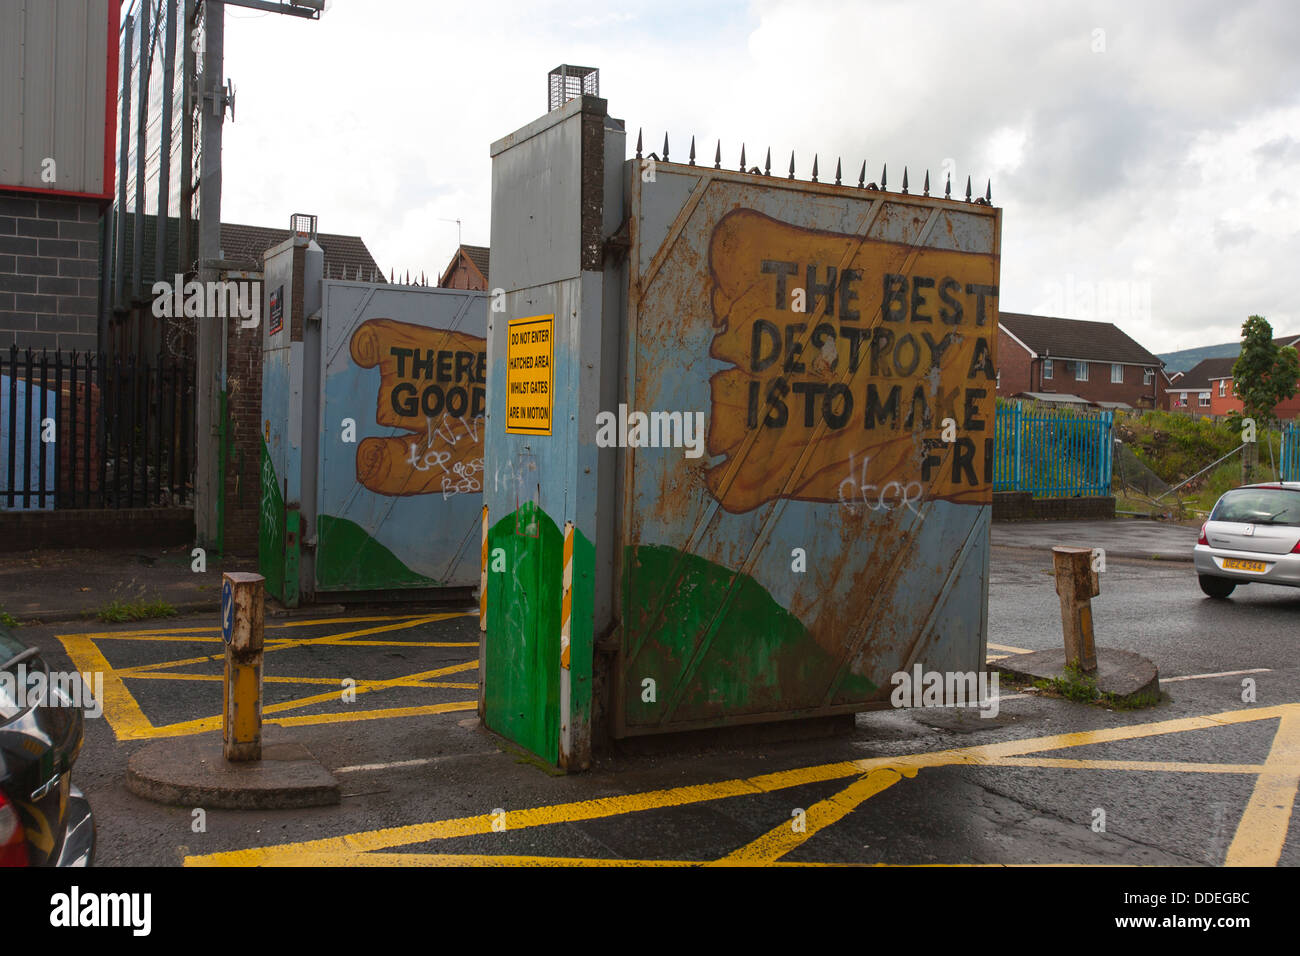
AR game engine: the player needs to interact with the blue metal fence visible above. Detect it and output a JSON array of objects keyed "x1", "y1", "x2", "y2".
[
  {"x1": 994, "y1": 404, "x2": 1114, "y2": 497},
  {"x1": 1282, "y1": 421, "x2": 1299, "y2": 481}
]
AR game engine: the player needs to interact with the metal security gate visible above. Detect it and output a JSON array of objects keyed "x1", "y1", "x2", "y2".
[
  {"x1": 482, "y1": 94, "x2": 1001, "y2": 767},
  {"x1": 615, "y1": 154, "x2": 1001, "y2": 735},
  {"x1": 314, "y1": 281, "x2": 486, "y2": 594},
  {"x1": 259, "y1": 234, "x2": 487, "y2": 605},
  {"x1": 1282, "y1": 422, "x2": 1300, "y2": 481},
  {"x1": 994, "y1": 404, "x2": 1113, "y2": 496}
]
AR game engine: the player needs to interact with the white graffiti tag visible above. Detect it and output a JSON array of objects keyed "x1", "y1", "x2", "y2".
[
  {"x1": 403, "y1": 413, "x2": 484, "y2": 499},
  {"x1": 837, "y1": 451, "x2": 923, "y2": 514}
]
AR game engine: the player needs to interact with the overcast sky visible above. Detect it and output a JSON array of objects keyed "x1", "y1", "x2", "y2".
[{"x1": 216, "y1": 0, "x2": 1300, "y2": 352}]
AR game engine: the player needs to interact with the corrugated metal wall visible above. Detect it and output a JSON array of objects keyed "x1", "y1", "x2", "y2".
[{"x1": 0, "y1": 0, "x2": 114, "y2": 196}]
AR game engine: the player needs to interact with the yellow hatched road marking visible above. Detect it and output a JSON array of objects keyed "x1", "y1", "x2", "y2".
[
  {"x1": 987, "y1": 642, "x2": 1032, "y2": 654},
  {"x1": 186, "y1": 701, "x2": 1300, "y2": 868},
  {"x1": 1225, "y1": 711, "x2": 1300, "y2": 866},
  {"x1": 123, "y1": 672, "x2": 478, "y2": 690},
  {"x1": 56, "y1": 615, "x2": 481, "y2": 741},
  {"x1": 713, "y1": 767, "x2": 907, "y2": 865}
]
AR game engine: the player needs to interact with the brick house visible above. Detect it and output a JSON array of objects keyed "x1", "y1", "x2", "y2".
[
  {"x1": 1165, "y1": 358, "x2": 1219, "y2": 415},
  {"x1": 438, "y1": 244, "x2": 490, "y2": 291},
  {"x1": 997, "y1": 312, "x2": 1165, "y2": 408},
  {"x1": 1204, "y1": 334, "x2": 1300, "y2": 420}
]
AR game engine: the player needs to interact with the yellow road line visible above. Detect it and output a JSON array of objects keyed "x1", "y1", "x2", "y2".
[
  {"x1": 988, "y1": 757, "x2": 1265, "y2": 774},
  {"x1": 270, "y1": 701, "x2": 476, "y2": 729},
  {"x1": 57, "y1": 633, "x2": 156, "y2": 740},
  {"x1": 122, "y1": 671, "x2": 478, "y2": 690},
  {"x1": 141, "y1": 700, "x2": 478, "y2": 739},
  {"x1": 261, "y1": 662, "x2": 477, "y2": 716},
  {"x1": 61, "y1": 612, "x2": 473, "y2": 642},
  {"x1": 1225, "y1": 711, "x2": 1300, "y2": 866},
  {"x1": 187, "y1": 701, "x2": 1300, "y2": 867},
  {"x1": 113, "y1": 616, "x2": 464, "y2": 676},
  {"x1": 714, "y1": 768, "x2": 906, "y2": 865},
  {"x1": 987, "y1": 642, "x2": 1032, "y2": 654},
  {"x1": 313, "y1": 640, "x2": 479, "y2": 648}
]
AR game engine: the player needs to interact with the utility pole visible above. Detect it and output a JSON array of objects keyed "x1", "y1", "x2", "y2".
[{"x1": 192, "y1": 0, "x2": 323, "y2": 551}]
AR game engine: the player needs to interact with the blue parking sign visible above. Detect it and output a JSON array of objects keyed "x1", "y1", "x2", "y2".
[{"x1": 221, "y1": 579, "x2": 234, "y2": 644}]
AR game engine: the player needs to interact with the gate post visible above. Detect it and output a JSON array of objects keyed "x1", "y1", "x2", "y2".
[
  {"x1": 222, "y1": 571, "x2": 265, "y2": 761},
  {"x1": 481, "y1": 94, "x2": 624, "y2": 770},
  {"x1": 1051, "y1": 547, "x2": 1098, "y2": 674}
]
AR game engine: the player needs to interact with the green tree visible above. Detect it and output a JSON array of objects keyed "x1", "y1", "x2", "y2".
[
  {"x1": 1232, "y1": 315, "x2": 1298, "y2": 483},
  {"x1": 1233, "y1": 315, "x2": 1299, "y2": 425}
]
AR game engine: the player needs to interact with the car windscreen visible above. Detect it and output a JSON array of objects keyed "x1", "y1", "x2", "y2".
[{"x1": 1211, "y1": 488, "x2": 1300, "y2": 526}]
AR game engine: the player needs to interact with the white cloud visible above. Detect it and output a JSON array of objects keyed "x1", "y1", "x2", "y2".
[{"x1": 212, "y1": 0, "x2": 1300, "y2": 353}]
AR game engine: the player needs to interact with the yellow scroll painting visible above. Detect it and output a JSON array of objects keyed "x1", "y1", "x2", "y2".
[
  {"x1": 706, "y1": 209, "x2": 999, "y2": 514},
  {"x1": 349, "y1": 318, "x2": 486, "y2": 497}
]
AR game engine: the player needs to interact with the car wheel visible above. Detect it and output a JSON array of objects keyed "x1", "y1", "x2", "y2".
[{"x1": 1198, "y1": 575, "x2": 1236, "y2": 599}]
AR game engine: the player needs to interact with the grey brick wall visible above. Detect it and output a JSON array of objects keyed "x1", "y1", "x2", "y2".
[{"x1": 0, "y1": 192, "x2": 103, "y2": 352}]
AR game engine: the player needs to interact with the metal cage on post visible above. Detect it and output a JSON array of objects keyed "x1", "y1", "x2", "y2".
[
  {"x1": 290, "y1": 213, "x2": 318, "y2": 240},
  {"x1": 547, "y1": 65, "x2": 598, "y2": 111}
]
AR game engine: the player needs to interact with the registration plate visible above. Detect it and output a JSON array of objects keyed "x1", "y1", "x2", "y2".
[{"x1": 1223, "y1": 558, "x2": 1267, "y2": 572}]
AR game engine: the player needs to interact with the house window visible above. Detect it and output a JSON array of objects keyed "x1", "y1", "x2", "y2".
[
  {"x1": 1111, "y1": 363, "x2": 1123, "y2": 383},
  {"x1": 1219, "y1": 380, "x2": 1226, "y2": 397},
  {"x1": 1144, "y1": 368, "x2": 1155, "y2": 385},
  {"x1": 1076, "y1": 361, "x2": 1089, "y2": 381},
  {"x1": 1200, "y1": 393, "x2": 1210, "y2": 407},
  {"x1": 996, "y1": 369, "x2": 1001, "y2": 389},
  {"x1": 1042, "y1": 359, "x2": 1053, "y2": 380},
  {"x1": 1180, "y1": 392, "x2": 1188, "y2": 405}
]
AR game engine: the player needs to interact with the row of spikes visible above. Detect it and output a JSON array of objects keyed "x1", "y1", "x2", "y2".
[
  {"x1": 634, "y1": 129, "x2": 993, "y2": 204},
  {"x1": 326, "y1": 264, "x2": 434, "y2": 286}
]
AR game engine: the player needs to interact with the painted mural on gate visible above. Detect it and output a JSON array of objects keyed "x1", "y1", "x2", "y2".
[
  {"x1": 706, "y1": 209, "x2": 998, "y2": 513},
  {"x1": 312, "y1": 286, "x2": 488, "y2": 594},
  {"x1": 348, "y1": 318, "x2": 486, "y2": 498},
  {"x1": 617, "y1": 167, "x2": 1002, "y2": 736}
]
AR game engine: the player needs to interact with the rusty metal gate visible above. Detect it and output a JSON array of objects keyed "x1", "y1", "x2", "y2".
[
  {"x1": 260, "y1": 234, "x2": 487, "y2": 605},
  {"x1": 615, "y1": 151, "x2": 1001, "y2": 735},
  {"x1": 482, "y1": 95, "x2": 1001, "y2": 767}
]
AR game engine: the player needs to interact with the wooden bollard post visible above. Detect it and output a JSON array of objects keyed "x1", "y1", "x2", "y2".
[
  {"x1": 1051, "y1": 547, "x2": 1099, "y2": 674},
  {"x1": 221, "y1": 572, "x2": 266, "y2": 761}
]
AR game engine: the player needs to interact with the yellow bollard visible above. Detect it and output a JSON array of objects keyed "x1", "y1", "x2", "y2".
[
  {"x1": 1051, "y1": 547, "x2": 1099, "y2": 674},
  {"x1": 221, "y1": 572, "x2": 266, "y2": 761}
]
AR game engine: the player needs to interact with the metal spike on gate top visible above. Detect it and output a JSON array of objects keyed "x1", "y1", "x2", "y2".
[
  {"x1": 689, "y1": 136, "x2": 696, "y2": 166},
  {"x1": 965, "y1": 175, "x2": 972, "y2": 202},
  {"x1": 635, "y1": 128, "x2": 642, "y2": 160},
  {"x1": 788, "y1": 151, "x2": 796, "y2": 179},
  {"x1": 881, "y1": 163, "x2": 887, "y2": 190},
  {"x1": 764, "y1": 147, "x2": 771, "y2": 176},
  {"x1": 901, "y1": 167, "x2": 909, "y2": 194},
  {"x1": 923, "y1": 170, "x2": 930, "y2": 197},
  {"x1": 835, "y1": 158, "x2": 842, "y2": 186},
  {"x1": 662, "y1": 133, "x2": 669, "y2": 163},
  {"x1": 986, "y1": 179, "x2": 992, "y2": 202},
  {"x1": 945, "y1": 172, "x2": 951, "y2": 198},
  {"x1": 858, "y1": 160, "x2": 866, "y2": 188},
  {"x1": 714, "y1": 140, "x2": 721, "y2": 169},
  {"x1": 739, "y1": 143, "x2": 746, "y2": 172},
  {"x1": 811, "y1": 154, "x2": 819, "y2": 183}
]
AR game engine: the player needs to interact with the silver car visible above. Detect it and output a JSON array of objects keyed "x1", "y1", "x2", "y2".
[{"x1": 1194, "y1": 482, "x2": 1300, "y2": 598}]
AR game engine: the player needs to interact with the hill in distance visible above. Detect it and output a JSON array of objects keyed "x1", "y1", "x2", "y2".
[{"x1": 1159, "y1": 340, "x2": 1242, "y2": 374}]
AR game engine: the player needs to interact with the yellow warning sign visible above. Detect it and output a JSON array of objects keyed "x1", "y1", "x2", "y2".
[{"x1": 506, "y1": 314, "x2": 554, "y2": 435}]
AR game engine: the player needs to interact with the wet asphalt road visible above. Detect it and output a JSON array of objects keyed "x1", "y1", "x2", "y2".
[{"x1": 16, "y1": 546, "x2": 1299, "y2": 867}]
